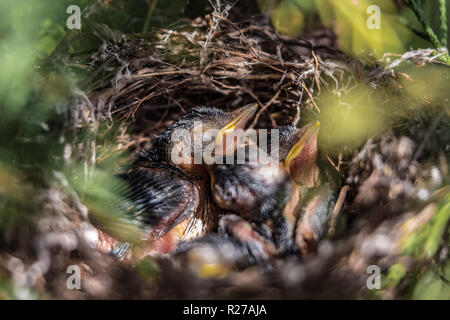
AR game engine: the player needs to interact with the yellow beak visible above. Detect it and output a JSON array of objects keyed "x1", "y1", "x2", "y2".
[{"x1": 284, "y1": 121, "x2": 320, "y2": 170}]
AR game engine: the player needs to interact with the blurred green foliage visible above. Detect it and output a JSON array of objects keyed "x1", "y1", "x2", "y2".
[
  {"x1": 317, "y1": 85, "x2": 386, "y2": 150},
  {"x1": 67, "y1": 166, "x2": 142, "y2": 243},
  {"x1": 401, "y1": 195, "x2": 450, "y2": 259},
  {"x1": 316, "y1": 0, "x2": 411, "y2": 58},
  {"x1": 259, "y1": 0, "x2": 449, "y2": 58},
  {"x1": 0, "y1": 0, "x2": 202, "y2": 242},
  {"x1": 401, "y1": 64, "x2": 450, "y2": 104},
  {"x1": 384, "y1": 263, "x2": 407, "y2": 288},
  {"x1": 411, "y1": 260, "x2": 450, "y2": 299},
  {"x1": 136, "y1": 256, "x2": 161, "y2": 279}
]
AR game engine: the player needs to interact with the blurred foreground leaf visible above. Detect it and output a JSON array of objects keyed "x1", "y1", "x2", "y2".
[
  {"x1": 400, "y1": 193, "x2": 450, "y2": 259},
  {"x1": 316, "y1": 0, "x2": 411, "y2": 58},
  {"x1": 318, "y1": 84, "x2": 386, "y2": 150}
]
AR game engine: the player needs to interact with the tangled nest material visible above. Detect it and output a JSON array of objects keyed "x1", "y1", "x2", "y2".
[{"x1": 70, "y1": 6, "x2": 348, "y2": 150}]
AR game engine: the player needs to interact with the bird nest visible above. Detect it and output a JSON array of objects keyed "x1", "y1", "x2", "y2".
[{"x1": 68, "y1": 7, "x2": 364, "y2": 155}]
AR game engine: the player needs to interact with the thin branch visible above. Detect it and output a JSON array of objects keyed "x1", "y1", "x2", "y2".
[
  {"x1": 142, "y1": 0, "x2": 158, "y2": 33},
  {"x1": 439, "y1": 0, "x2": 448, "y2": 47}
]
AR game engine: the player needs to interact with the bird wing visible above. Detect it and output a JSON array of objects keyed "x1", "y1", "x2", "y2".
[{"x1": 120, "y1": 163, "x2": 201, "y2": 240}]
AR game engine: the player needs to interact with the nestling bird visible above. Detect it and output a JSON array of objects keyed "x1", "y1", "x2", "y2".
[
  {"x1": 96, "y1": 104, "x2": 257, "y2": 259},
  {"x1": 174, "y1": 214, "x2": 278, "y2": 277},
  {"x1": 142, "y1": 104, "x2": 258, "y2": 174},
  {"x1": 174, "y1": 120, "x2": 341, "y2": 273},
  {"x1": 195, "y1": 122, "x2": 322, "y2": 257},
  {"x1": 209, "y1": 142, "x2": 294, "y2": 253}
]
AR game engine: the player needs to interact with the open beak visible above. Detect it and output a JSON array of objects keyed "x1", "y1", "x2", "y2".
[
  {"x1": 216, "y1": 104, "x2": 257, "y2": 146},
  {"x1": 284, "y1": 121, "x2": 320, "y2": 184}
]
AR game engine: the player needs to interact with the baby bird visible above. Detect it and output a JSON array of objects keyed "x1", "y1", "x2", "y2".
[
  {"x1": 207, "y1": 122, "x2": 321, "y2": 255},
  {"x1": 173, "y1": 121, "x2": 338, "y2": 274},
  {"x1": 274, "y1": 122, "x2": 341, "y2": 255},
  {"x1": 209, "y1": 142, "x2": 293, "y2": 253}
]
